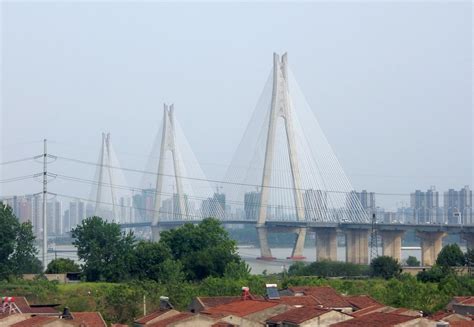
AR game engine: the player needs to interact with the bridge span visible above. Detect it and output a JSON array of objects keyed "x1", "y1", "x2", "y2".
[{"x1": 120, "y1": 220, "x2": 474, "y2": 266}]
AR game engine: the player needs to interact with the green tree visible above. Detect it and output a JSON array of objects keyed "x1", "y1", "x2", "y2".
[
  {"x1": 159, "y1": 218, "x2": 242, "y2": 280},
  {"x1": 416, "y1": 265, "x2": 445, "y2": 283},
  {"x1": 0, "y1": 204, "x2": 40, "y2": 279},
  {"x1": 46, "y1": 258, "x2": 80, "y2": 274},
  {"x1": 465, "y1": 248, "x2": 474, "y2": 267},
  {"x1": 436, "y1": 244, "x2": 465, "y2": 268},
  {"x1": 406, "y1": 256, "x2": 420, "y2": 267},
  {"x1": 130, "y1": 241, "x2": 172, "y2": 282},
  {"x1": 370, "y1": 256, "x2": 401, "y2": 279},
  {"x1": 72, "y1": 216, "x2": 135, "y2": 282}
]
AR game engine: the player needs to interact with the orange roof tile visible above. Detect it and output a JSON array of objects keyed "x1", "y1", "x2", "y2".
[
  {"x1": 202, "y1": 299, "x2": 279, "y2": 317},
  {"x1": 289, "y1": 286, "x2": 351, "y2": 308},
  {"x1": 273, "y1": 295, "x2": 320, "y2": 307},
  {"x1": 267, "y1": 306, "x2": 331, "y2": 324},
  {"x1": 345, "y1": 295, "x2": 381, "y2": 309},
  {"x1": 197, "y1": 295, "x2": 264, "y2": 308},
  {"x1": 135, "y1": 309, "x2": 174, "y2": 324},
  {"x1": 331, "y1": 312, "x2": 418, "y2": 327},
  {"x1": 450, "y1": 321, "x2": 474, "y2": 327},
  {"x1": 148, "y1": 312, "x2": 193, "y2": 327},
  {"x1": 72, "y1": 312, "x2": 107, "y2": 327},
  {"x1": 10, "y1": 316, "x2": 56, "y2": 327},
  {"x1": 351, "y1": 304, "x2": 385, "y2": 317}
]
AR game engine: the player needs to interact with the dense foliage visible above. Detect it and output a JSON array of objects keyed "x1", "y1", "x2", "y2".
[
  {"x1": 405, "y1": 256, "x2": 420, "y2": 267},
  {"x1": 370, "y1": 256, "x2": 401, "y2": 279},
  {"x1": 72, "y1": 216, "x2": 135, "y2": 282},
  {"x1": 288, "y1": 260, "x2": 369, "y2": 277},
  {"x1": 159, "y1": 218, "x2": 243, "y2": 280},
  {"x1": 46, "y1": 258, "x2": 81, "y2": 274},
  {"x1": 72, "y1": 217, "x2": 248, "y2": 283},
  {"x1": 0, "y1": 203, "x2": 41, "y2": 279},
  {"x1": 436, "y1": 243, "x2": 465, "y2": 268}
]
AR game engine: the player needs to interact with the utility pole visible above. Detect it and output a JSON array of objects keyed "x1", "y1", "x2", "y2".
[{"x1": 42, "y1": 139, "x2": 48, "y2": 271}]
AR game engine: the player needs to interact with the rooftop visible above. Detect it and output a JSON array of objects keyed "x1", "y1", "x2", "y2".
[
  {"x1": 267, "y1": 306, "x2": 331, "y2": 324},
  {"x1": 288, "y1": 286, "x2": 352, "y2": 308},
  {"x1": 331, "y1": 312, "x2": 418, "y2": 327},
  {"x1": 202, "y1": 299, "x2": 279, "y2": 317}
]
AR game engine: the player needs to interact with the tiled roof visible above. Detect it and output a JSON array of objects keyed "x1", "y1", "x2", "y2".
[
  {"x1": 267, "y1": 306, "x2": 331, "y2": 324},
  {"x1": 197, "y1": 296, "x2": 264, "y2": 308},
  {"x1": 148, "y1": 312, "x2": 193, "y2": 327},
  {"x1": 273, "y1": 295, "x2": 320, "y2": 307},
  {"x1": 202, "y1": 299, "x2": 279, "y2": 317},
  {"x1": 450, "y1": 321, "x2": 474, "y2": 327},
  {"x1": 211, "y1": 322, "x2": 238, "y2": 327},
  {"x1": 135, "y1": 309, "x2": 177, "y2": 324},
  {"x1": 9, "y1": 297, "x2": 59, "y2": 314},
  {"x1": 288, "y1": 286, "x2": 352, "y2": 308},
  {"x1": 10, "y1": 316, "x2": 56, "y2": 327},
  {"x1": 72, "y1": 312, "x2": 107, "y2": 327},
  {"x1": 456, "y1": 297, "x2": 474, "y2": 305},
  {"x1": 330, "y1": 312, "x2": 418, "y2": 326},
  {"x1": 351, "y1": 304, "x2": 385, "y2": 317},
  {"x1": 345, "y1": 295, "x2": 381, "y2": 309}
]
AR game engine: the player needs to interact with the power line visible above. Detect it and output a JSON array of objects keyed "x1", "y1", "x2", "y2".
[
  {"x1": 0, "y1": 156, "x2": 39, "y2": 165},
  {"x1": 0, "y1": 174, "x2": 41, "y2": 183},
  {"x1": 50, "y1": 154, "x2": 415, "y2": 196}
]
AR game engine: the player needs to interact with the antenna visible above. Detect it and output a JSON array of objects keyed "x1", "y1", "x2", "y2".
[{"x1": 369, "y1": 213, "x2": 379, "y2": 261}]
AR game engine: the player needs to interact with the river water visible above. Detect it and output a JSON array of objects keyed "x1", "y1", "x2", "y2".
[
  {"x1": 237, "y1": 246, "x2": 422, "y2": 274},
  {"x1": 48, "y1": 245, "x2": 422, "y2": 275}
]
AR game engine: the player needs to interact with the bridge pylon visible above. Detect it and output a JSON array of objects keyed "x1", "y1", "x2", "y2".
[
  {"x1": 257, "y1": 53, "x2": 307, "y2": 260},
  {"x1": 151, "y1": 104, "x2": 188, "y2": 242}
]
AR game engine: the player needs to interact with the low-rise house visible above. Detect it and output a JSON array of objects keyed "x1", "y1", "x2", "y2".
[
  {"x1": 282, "y1": 287, "x2": 353, "y2": 313},
  {"x1": 330, "y1": 311, "x2": 436, "y2": 327},
  {"x1": 448, "y1": 297, "x2": 474, "y2": 316},
  {"x1": 266, "y1": 307, "x2": 352, "y2": 327}
]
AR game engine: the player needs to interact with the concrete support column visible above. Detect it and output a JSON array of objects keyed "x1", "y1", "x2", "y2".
[
  {"x1": 417, "y1": 231, "x2": 446, "y2": 266},
  {"x1": 462, "y1": 232, "x2": 474, "y2": 250},
  {"x1": 151, "y1": 226, "x2": 161, "y2": 242},
  {"x1": 379, "y1": 230, "x2": 404, "y2": 263},
  {"x1": 315, "y1": 228, "x2": 338, "y2": 261},
  {"x1": 257, "y1": 226, "x2": 275, "y2": 260},
  {"x1": 288, "y1": 228, "x2": 307, "y2": 260},
  {"x1": 345, "y1": 229, "x2": 369, "y2": 264}
]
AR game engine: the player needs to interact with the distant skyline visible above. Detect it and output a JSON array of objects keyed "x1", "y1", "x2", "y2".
[{"x1": 1, "y1": 2, "x2": 472, "y2": 210}]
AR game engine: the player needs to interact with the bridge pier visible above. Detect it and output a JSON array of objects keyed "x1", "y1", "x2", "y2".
[
  {"x1": 379, "y1": 230, "x2": 404, "y2": 263},
  {"x1": 417, "y1": 231, "x2": 446, "y2": 266},
  {"x1": 345, "y1": 229, "x2": 369, "y2": 264},
  {"x1": 315, "y1": 227, "x2": 338, "y2": 261},
  {"x1": 287, "y1": 228, "x2": 307, "y2": 260},
  {"x1": 256, "y1": 226, "x2": 275, "y2": 260}
]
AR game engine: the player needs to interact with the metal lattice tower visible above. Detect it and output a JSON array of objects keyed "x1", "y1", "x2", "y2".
[{"x1": 369, "y1": 213, "x2": 379, "y2": 261}]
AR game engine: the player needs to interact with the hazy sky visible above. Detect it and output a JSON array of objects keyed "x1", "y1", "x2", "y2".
[{"x1": 1, "y1": 1, "x2": 472, "y2": 209}]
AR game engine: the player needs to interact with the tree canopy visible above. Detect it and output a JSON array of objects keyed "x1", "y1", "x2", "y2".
[
  {"x1": 159, "y1": 218, "x2": 243, "y2": 280},
  {"x1": 370, "y1": 256, "x2": 401, "y2": 279},
  {"x1": 46, "y1": 258, "x2": 80, "y2": 274},
  {"x1": 436, "y1": 244, "x2": 465, "y2": 268},
  {"x1": 72, "y1": 216, "x2": 135, "y2": 282},
  {"x1": 0, "y1": 203, "x2": 41, "y2": 279}
]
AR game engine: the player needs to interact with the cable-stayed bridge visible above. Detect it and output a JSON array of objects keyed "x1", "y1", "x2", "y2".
[{"x1": 1, "y1": 53, "x2": 473, "y2": 268}]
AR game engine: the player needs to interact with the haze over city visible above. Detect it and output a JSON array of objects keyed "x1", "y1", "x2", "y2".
[{"x1": 2, "y1": 2, "x2": 472, "y2": 211}]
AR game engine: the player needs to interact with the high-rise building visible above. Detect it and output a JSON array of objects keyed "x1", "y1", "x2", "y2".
[
  {"x1": 200, "y1": 193, "x2": 226, "y2": 219},
  {"x1": 160, "y1": 194, "x2": 190, "y2": 220},
  {"x1": 133, "y1": 189, "x2": 155, "y2": 222},
  {"x1": 444, "y1": 186, "x2": 473, "y2": 224},
  {"x1": 244, "y1": 191, "x2": 260, "y2": 220},
  {"x1": 410, "y1": 186, "x2": 440, "y2": 224},
  {"x1": 356, "y1": 190, "x2": 376, "y2": 215}
]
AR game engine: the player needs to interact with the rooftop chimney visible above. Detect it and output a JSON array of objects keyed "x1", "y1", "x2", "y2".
[
  {"x1": 159, "y1": 296, "x2": 173, "y2": 310},
  {"x1": 241, "y1": 287, "x2": 251, "y2": 300},
  {"x1": 61, "y1": 307, "x2": 73, "y2": 320}
]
